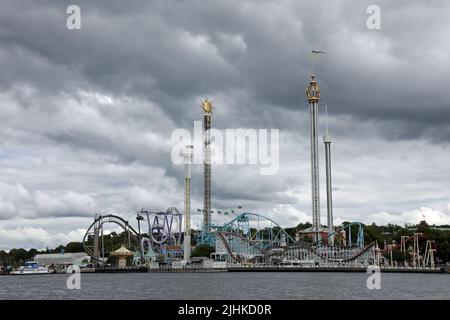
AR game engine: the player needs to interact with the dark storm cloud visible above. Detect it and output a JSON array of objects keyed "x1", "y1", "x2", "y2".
[{"x1": 1, "y1": 0, "x2": 449, "y2": 138}]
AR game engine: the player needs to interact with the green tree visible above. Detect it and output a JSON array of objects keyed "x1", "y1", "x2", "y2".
[
  {"x1": 296, "y1": 222, "x2": 312, "y2": 231},
  {"x1": 9, "y1": 248, "x2": 30, "y2": 266},
  {"x1": 65, "y1": 242, "x2": 84, "y2": 253},
  {"x1": 28, "y1": 248, "x2": 38, "y2": 259},
  {"x1": 383, "y1": 249, "x2": 411, "y2": 263},
  {"x1": 364, "y1": 224, "x2": 385, "y2": 247},
  {"x1": 284, "y1": 227, "x2": 297, "y2": 239},
  {"x1": 191, "y1": 244, "x2": 214, "y2": 258},
  {"x1": 0, "y1": 250, "x2": 11, "y2": 266}
]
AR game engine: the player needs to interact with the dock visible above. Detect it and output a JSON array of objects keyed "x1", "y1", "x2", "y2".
[
  {"x1": 226, "y1": 265, "x2": 447, "y2": 273},
  {"x1": 3, "y1": 265, "x2": 447, "y2": 275},
  {"x1": 93, "y1": 266, "x2": 148, "y2": 273}
]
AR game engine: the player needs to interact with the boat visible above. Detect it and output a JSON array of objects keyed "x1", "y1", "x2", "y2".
[{"x1": 11, "y1": 261, "x2": 52, "y2": 275}]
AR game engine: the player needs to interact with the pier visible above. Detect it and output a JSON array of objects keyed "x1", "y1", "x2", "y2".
[
  {"x1": 226, "y1": 265, "x2": 446, "y2": 273},
  {"x1": 119, "y1": 265, "x2": 447, "y2": 274}
]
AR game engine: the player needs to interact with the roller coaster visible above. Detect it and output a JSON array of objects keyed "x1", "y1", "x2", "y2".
[
  {"x1": 212, "y1": 212, "x2": 296, "y2": 263},
  {"x1": 82, "y1": 210, "x2": 437, "y2": 268},
  {"x1": 210, "y1": 212, "x2": 377, "y2": 266},
  {"x1": 82, "y1": 214, "x2": 139, "y2": 263},
  {"x1": 82, "y1": 208, "x2": 183, "y2": 264},
  {"x1": 375, "y1": 232, "x2": 437, "y2": 268}
]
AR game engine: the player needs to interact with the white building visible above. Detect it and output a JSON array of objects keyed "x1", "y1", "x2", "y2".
[{"x1": 34, "y1": 252, "x2": 90, "y2": 267}]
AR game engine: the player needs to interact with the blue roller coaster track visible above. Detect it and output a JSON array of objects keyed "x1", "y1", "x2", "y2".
[
  {"x1": 328, "y1": 221, "x2": 365, "y2": 248},
  {"x1": 197, "y1": 212, "x2": 295, "y2": 247}
]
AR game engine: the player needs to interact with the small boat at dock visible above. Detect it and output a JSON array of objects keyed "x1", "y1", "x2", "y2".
[{"x1": 11, "y1": 261, "x2": 53, "y2": 275}]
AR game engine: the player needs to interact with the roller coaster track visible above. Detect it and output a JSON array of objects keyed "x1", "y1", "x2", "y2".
[
  {"x1": 378, "y1": 233, "x2": 434, "y2": 253},
  {"x1": 216, "y1": 232, "x2": 241, "y2": 263},
  {"x1": 216, "y1": 231, "x2": 265, "y2": 262},
  {"x1": 225, "y1": 231, "x2": 265, "y2": 250},
  {"x1": 221, "y1": 212, "x2": 296, "y2": 243},
  {"x1": 217, "y1": 229, "x2": 376, "y2": 264},
  {"x1": 82, "y1": 214, "x2": 140, "y2": 262},
  {"x1": 265, "y1": 241, "x2": 376, "y2": 263},
  {"x1": 311, "y1": 242, "x2": 376, "y2": 262}
]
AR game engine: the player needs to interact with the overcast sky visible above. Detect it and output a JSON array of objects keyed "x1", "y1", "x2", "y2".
[{"x1": 0, "y1": 0, "x2": 449, "y2": 250}]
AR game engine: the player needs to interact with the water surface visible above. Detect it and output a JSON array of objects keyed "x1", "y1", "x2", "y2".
[{"x1": 1, "y1": 272, "x2": 449, "y2": 299}]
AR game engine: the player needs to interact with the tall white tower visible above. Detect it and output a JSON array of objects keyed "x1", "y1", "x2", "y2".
[
  {"x1": 182, "y1": 145, "x2": 193, "y2": 260},
  {"x1": 323, "y1": 133, "x2": 334, "y2": 244},
  {"x1": 306, "y1": 75, "x2": 321, "y2": 243},
  {"x1": 323, "y1": 104, "x2": 334, "y2": 245}
]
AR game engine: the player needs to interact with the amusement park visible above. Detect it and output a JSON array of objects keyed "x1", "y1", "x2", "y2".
[
  {"x1": 80, "y1": 208, "x2": 440, "y2": 271},
  {"x1": 76, "y1": 76, "x2": 442, "y2": 273}
]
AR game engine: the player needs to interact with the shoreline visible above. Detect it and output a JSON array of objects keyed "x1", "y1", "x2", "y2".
[{"x1": 2, "y1": 266, "x2": 448, "y2": 275}]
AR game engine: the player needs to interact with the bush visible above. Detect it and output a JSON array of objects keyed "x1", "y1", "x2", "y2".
[{"x1": 190, "y1": 244, "x2": 214, "y2": 258}]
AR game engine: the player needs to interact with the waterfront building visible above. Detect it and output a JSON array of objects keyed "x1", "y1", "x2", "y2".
[{"x1": 34, "y1": 252, "x2": 90, "y2": 268}]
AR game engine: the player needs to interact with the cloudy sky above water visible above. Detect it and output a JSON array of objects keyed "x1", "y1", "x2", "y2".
[{"x1": 0, "y1": 0, "x2": 449, "y2": 250}]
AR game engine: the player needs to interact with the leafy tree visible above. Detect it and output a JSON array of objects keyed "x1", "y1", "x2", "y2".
[
  {"x1": 296, "y1": 222, "x2": 312, "y2": 231},
  {"x1": 383, "y1": 249, "x2": 411, "y2": 263},
  {"x1": 65, "y1": 242, "x2": 84, "y2": 253},
  {"x1": 364, "y1": 224, "x2": 386, "y2": 248},
  {"x1": 8, "y1": 248, "x2": 30, "y2": 266},
  {"x1": 191, "y1": 244, "x2": 214, "y2": 258},
  {"x1": 284, "y1": 227, "x2": 297, "y2": 239},
  {"x1": 0, "y1": 250, "x2": 11, "y2": 266},
  {"x1": 28, "y1": 248, "x2": 38, "y2": 259}
]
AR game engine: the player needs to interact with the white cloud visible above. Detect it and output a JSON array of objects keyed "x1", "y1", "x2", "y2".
[
  {"x1": 34, "y1": 190, "x2": 96, "y2": 217},
  {"x1": 0, "y1": 183, "x2": 96, "y2": 219},
  {"x1": 0, "y1": 227, "x2": 86, "y2": 251},
  {"x1": 271, "y1": 204, "x2": 310, "y2": 227},
  {"x1": 0, "y1": 196, "x2": 16, "y2": 219},
  {"x1": 365, "y1": 207, "x2": 450, "y2": 226}
]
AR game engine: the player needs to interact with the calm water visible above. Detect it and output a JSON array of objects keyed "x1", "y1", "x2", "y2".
[{"x1": 1, "y1": 272, "x2": 449, "y2": 300}]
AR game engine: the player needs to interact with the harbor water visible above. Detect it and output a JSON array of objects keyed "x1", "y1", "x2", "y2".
[{"x1": 1, "y1": 272, "x2": 449, "y2": 299}]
